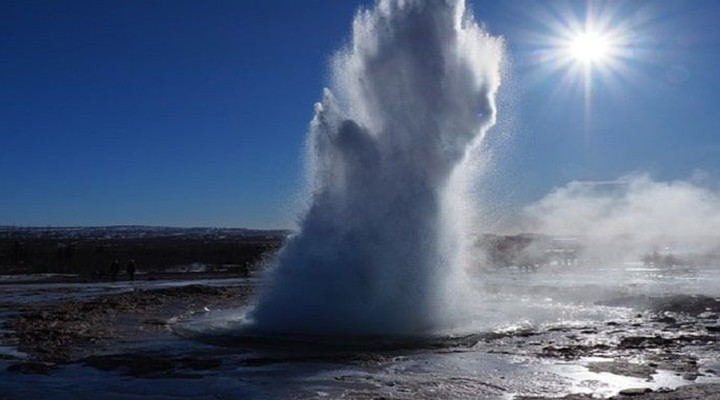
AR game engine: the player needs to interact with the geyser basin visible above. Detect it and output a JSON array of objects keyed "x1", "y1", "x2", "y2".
[{"x1": 248, "y1": 0, "x2": 503, "y2": 336}]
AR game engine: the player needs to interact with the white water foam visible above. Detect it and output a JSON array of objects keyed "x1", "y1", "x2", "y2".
[{"x1": 249, "y1": 0, "x2": 503, "y2": 335}]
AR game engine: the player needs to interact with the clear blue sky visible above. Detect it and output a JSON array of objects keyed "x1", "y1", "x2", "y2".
[{"x1": 2, "y1": 0, "x2": 719, "y2": 229}]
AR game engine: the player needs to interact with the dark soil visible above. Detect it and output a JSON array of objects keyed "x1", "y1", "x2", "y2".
[
  {"x1": 2, "y1": 284, "x2": 255, "y2": 366},
  {"x1": 0, "y1": 234, "x2": 284, "y2": 280}
]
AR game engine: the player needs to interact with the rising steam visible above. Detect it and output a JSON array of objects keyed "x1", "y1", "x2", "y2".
[
  {"x1": 524, "y1": 173, "x2": 720, "y2": 262},
  {"x1": 249, "y1": 0, "x2": 503, "y2": 335}
]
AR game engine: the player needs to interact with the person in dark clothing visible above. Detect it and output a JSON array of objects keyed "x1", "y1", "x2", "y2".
[
  {"x1": 12, "y1": 241, "x2": 23, "y2": 265},
  {"x1": 126, "y1": 259, "x2": 137, "y2": 281},
  {"x1": 110, "y1": 259, "x2": 120, "y2": 281}
]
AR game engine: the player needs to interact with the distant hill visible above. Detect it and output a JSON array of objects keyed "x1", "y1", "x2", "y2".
[{"x1": 0, "y1": 225, "x2": 292, "y2": 240}]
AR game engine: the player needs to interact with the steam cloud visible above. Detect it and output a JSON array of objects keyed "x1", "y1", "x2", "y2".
[
  {"x1": 524, "y1": 173, "x2": 720, "y2": 262},
  {"x1": 250, "y1": 0, "x2": 503, "y2": 335}
]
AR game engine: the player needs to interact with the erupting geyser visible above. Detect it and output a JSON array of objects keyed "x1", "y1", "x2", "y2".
[{"x1": 250, "y1": 0, "x2": 503, "y2": 335}]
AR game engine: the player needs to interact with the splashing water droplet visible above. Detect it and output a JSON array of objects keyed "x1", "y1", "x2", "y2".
[{"x1": 250, "y1": 0, "x2": 504, "y2": 336}]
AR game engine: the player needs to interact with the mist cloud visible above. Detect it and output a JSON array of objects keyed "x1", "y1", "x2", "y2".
[{"x1": 524, "y1": 173, "x2": 720, "y2": 261}]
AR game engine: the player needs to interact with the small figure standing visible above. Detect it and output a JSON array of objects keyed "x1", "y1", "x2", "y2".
[
  {"x1": 126, "y1": 259, "x2": 136, "y2": 281},
  {"x1": 12, "y1": 241, "x2": 23, "y2": 265},
  {"x1": 110, "y1": 259, "x2": 120, "y2": 280}
]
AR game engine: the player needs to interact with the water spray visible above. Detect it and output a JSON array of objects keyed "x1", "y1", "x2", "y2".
[{"x1": 250, "y1": 0, "x2": 503, "y2": 335}]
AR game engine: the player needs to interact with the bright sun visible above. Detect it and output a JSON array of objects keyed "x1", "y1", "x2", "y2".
[
  {"x1": 568, "y1": 31, "x2": 612, "y2": 64},
  {"x1": 531, "y1": 5, "x2": 634, "y2": 123}
]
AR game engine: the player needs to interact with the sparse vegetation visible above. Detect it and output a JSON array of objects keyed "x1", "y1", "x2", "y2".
[{"x1": 0, "y1": 227, "x2": 287, "y2": 279}]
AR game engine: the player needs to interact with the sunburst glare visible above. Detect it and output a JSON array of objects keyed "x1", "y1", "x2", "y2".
[
  {"x1": 517, "y1": 1, "x2": 640, "y2": 98},
  {"x1": 568, "y1": 31, "x2": 612, "y2": 65},
  {"x1": 514, "y1": 1, "x2": 644, "y2": 134}
]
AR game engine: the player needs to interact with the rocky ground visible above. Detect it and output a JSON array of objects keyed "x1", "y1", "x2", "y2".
[
  {"x1": 3, "y1": 285, "x2": 720, "y2": 399},
  {"x1": 517, "y1": 384, "x2": 720, "y2": 400},
  {"x1": 503, "y1": 294, "x2": 720, "y2": 399},
  {"x1": 1, "y1": 284, "x2": 254, "y2": 373}
]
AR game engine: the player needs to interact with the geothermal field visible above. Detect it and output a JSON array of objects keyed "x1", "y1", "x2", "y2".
[{"x1": 2, "y1": 0, "x2": 720, "y2": 399}]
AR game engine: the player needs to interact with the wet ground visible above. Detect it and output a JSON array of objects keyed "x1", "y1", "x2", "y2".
[{"x1": 2, "y1": 265, "x2": 720, "y2": 399}]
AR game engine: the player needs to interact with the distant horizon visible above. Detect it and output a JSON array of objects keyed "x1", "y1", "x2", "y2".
[
  {"x1": 0, "y1": 224, "x2": 293, "y2": 231},
  {"x1": 2, "y1": 224, "x2": 720, "y2": 241}
]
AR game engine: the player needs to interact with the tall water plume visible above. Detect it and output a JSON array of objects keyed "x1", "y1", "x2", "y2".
[{"x1": 250, "y1": 0, "x2": 503, "y2": 335}]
